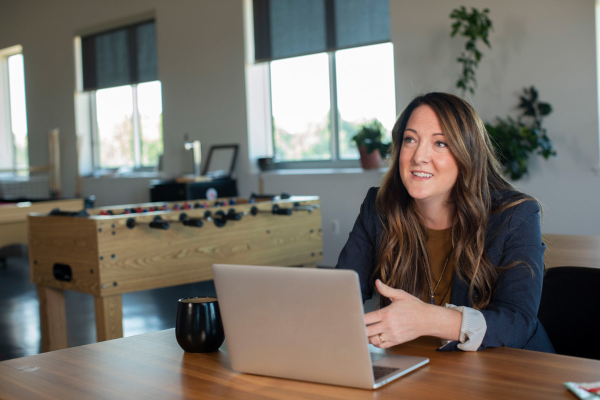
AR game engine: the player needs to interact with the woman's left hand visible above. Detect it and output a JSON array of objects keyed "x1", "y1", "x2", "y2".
[{"x1": 365, "y1": 279, "x2": 430, "y2": 348}]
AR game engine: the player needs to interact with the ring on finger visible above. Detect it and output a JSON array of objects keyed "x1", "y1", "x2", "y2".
[{"x1": 378, "y1": 333, "x2": 385, "y2": 343}]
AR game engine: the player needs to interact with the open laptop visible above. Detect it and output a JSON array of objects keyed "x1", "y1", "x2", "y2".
[{"x1": 212, "y1": 264, "x2": 429, "y2": 389}]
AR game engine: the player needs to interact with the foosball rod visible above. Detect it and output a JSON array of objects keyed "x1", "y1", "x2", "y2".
[
  {"x1": 250, "y1": 203, "x2": 321, "y2": 216},
  {"x1": 125, "y1": 209, "x2": 246, "y2": 229}
]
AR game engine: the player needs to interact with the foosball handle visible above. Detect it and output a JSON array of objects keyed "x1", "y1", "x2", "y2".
[
  {"x1": 213, "y1": 210, "x2": 227, "y2": 227},
  {"x1": 182, "y1": 218, "x2": 203, "y2": 228},
  {"x1": 250, "y1": 206, "x2": 259, "y2": 216},
  {"x1": 272, "y1": 205, "x2": 292, "y2": 216},
  {"x1": 226, "y1": 209, "x2": 242, "y2": 221},
  {"x1": 149, "y1": 221, "x2": 170, "y2": 230},
  {"x1": 292, "y1": 205, "x2": 314, "y2": 213}
]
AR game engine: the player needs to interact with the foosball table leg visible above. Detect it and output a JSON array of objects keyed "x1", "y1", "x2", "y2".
[
  {"x1": 94, "y1": 294, "x2": 124, "y2": 342},
  {"x1": 37, "y1": 286, "x2": 68, "y2": 352}
]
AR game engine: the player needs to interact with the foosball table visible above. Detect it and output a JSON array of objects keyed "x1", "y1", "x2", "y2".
[
  {"x1": 0, "y1": 198, "x2": 86, "y2": 250},
  {"x1": 28, "y1": 194, "x2": 323, "y2": 352}
]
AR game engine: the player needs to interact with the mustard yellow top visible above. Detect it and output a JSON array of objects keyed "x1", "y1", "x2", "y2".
[{"x1": 422, "y1": 227, "x2": 455, "y2": 306}]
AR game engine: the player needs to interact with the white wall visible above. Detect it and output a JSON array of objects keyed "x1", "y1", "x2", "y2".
[
  {"x1": 0, "y1": 0, "x2": 598, "y2": 267},
  {"x1": 389, "y1": 0, "x2": 600, "y2": 237}
]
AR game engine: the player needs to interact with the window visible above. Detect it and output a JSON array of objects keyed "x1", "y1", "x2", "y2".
[
  {"x1": 79, "y1": 19, "x2": 162, "y2": 170},
  {"x1": 271, "y1": 53, "x2": 331, "y2": 161},
  {"x1": 92, "y1": 81, "x2": 163, "y2": 169},
  {"x1": 0, "y1": 46, "x2": 28, "y2": 175},
  {"x1": 252, "y1": 0, "x2": 394, "y2": 166},
  {"x1": 270, "y1": 43, "x2": 395, "y2": 162}
]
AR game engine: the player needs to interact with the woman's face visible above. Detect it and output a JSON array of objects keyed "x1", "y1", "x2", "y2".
[{"x1": 399, "y1": 105, "x2": 459, "y2": 206}]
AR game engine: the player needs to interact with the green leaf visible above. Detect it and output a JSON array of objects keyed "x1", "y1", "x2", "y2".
[
  {"x1": 451, "y1": 21, "x2": 462, "y2": 37},
  {"x1": 450, "y1": 6, "x2": 493, "y2": 96},
  {"x1": 352, "y1": 119, "x2": 389, "y2": 154},
  {"x1": 538, "y1": 102, "x2": 552, "y2": 116},
  {"x1": 486, "y1": 86, "x2": 557, "y2": 180},
  {"x1": 529, "y1": 86, "x2": 539, "y2": 101}
]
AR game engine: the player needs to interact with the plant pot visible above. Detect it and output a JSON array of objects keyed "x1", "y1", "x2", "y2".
[{"x1": 358, "y1": 147, "x2": 382, "y2": 169}]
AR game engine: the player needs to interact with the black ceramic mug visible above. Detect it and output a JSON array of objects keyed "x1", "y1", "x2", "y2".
[{"x1": 175, "y1": 297, "x2": 225, "y2": 353}]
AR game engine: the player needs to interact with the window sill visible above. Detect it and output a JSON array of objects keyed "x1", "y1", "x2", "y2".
[
  {"x1": 84, "y1": 171, "x2": 170, "y2": 179},
  {"x1": 0, "y1": 174, "x2": 43, "y2": 182},
  {"x1": 258, "y1": 167, "x2": 389, "y2": 176}
]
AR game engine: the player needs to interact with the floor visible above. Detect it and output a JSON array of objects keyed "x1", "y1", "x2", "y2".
[{"x1": 0, "y1": 255, "x2": 217, "y2": 362}]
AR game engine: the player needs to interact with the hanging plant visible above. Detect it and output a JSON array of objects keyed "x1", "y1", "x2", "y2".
[
  {"x1": 450, "y1": 7, "x2": 493, "y2": 96},
  {"x1": 485, "y1": 86, "x2": 557, "y2": 180}
]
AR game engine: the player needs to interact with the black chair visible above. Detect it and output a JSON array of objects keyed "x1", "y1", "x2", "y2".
[{"x1": 537, "y1": 266, "x2": 600, "y2": 360}]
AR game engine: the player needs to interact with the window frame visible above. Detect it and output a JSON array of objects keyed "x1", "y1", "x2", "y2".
[
  {"x1": 268, "y1": 45, "x2": 394, "y2": 169},
  {"x1": 89, "y1": 81, "x2": 160, "y2": 172},
  {"x1": 0, "y1": 46, "x2": 28, "y2": 176}
]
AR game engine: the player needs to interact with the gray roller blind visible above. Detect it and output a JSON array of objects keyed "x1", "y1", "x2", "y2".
[
  {"x1": 334, "y1": 0, "x2": 390, "y2": 49},
  {"x1": 253, "y1": 0, "x2": 390, "y2": 62},
  {"x1": 82, "y1": 20, "x2": 158, "y2": 91}
]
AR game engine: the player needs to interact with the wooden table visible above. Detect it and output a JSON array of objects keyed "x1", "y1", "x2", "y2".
[
  {"x1": 0, "y1": 329, "x2": 598, "y2": 399},
  {"x1": 543, "y1": 234, "x2": 600, "y2": 269},
  {"x1": 0, "y1": 198, "x2": 83, "y2": 250}
]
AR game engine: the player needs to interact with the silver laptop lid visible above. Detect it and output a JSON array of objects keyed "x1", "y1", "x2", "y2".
[{"x1": 212, "y1": 264, "x2": 375, "y2": 389}]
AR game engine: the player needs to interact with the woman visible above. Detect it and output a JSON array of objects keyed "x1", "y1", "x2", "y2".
[{"x1": 336, "y1": 92, "x2": 554, "y2": 352}]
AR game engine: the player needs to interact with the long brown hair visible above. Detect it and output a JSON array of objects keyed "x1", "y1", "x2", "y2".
[{"x1": 375, "y1": 92, "x2": 533, "y2": 310}]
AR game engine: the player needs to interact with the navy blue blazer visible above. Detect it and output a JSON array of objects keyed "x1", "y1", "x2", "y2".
[{"x1": 335, "y1": 187, "x2": 555, "y2": 353}]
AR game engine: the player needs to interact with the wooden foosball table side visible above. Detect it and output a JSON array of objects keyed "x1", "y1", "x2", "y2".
[
  {"x1": 29, "y1": 196, "x2": 323, "y2": 352},
  {"x1": 0, "y1": 198, "x2": 84, "y2": 250}
]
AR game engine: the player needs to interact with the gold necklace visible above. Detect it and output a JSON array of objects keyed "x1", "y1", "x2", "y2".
[{"x1": 425, "y1": 249, "x2": 452, "y2": 305}]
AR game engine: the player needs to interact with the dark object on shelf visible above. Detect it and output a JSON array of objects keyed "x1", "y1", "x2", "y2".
[
  {"x1": 149, "y1": 179, "x2": 238, "y2": 202},
  {"x1": 250, "y1": 192, "x2": 291, "y2": 201},
  {"x1": 257, "y1": 157, "x2": 275, "y2": 171},
  {"x1": 84, "y1": 195, "x2": 96, "y2": 209},
  {"x1": 203, "y1": 144, "x2": 239, "y2": 179},
  {"x1": 150, "y1": 144, "x2": 239, "y2": 202}
]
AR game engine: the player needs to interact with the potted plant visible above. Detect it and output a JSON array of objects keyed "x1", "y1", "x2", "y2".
[
  {"x1": 352, "y1": 119, "x2": 391, "y2": 169},
  {"x1": 485, "y1": 86, "x2": 556, "y2": 180},
  {"x1": 450, "y1": 6, "x2": 493, "y2": 96}
]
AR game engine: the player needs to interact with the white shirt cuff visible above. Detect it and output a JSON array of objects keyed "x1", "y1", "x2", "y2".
[{"x1": 439, "y1": 304, "x2": 487, "y2": 351}]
